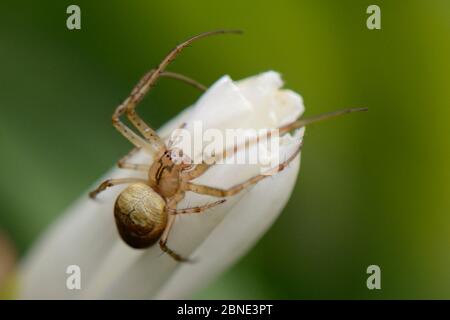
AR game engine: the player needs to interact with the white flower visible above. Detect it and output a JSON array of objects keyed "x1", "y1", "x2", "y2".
[{"x1": 19, "y1": 71, "x2": 304, "y2": 299}]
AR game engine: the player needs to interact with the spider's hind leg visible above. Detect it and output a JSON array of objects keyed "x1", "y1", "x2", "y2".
[
  {"x1": 159, "y1": 214, "x2": 194, "y2": 263},
  {"x1": 159, "y1": 233, "x2": 191, "y2": 263},
  {"x1": 158, "y1": 192, "x2": 194, "y2": 263}
]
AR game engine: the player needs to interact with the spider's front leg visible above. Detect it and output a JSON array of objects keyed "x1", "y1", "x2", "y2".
[
  {"x1": 119, "y1": 30, "x2": 240, "y2": 154},
  {"x1": 113, "y1": 30, "x2": 241, "y2": 174},
  {"x1": 181, "y1": 107, "x2": 367, "y2": 181},
  {"x1": 115, "y1": 72, "x2": 206, "y2": 171},
  {"x1": 127, "y1": 70, "x2": 206, "y2": 140},
  {"x1": 113, "y1": 90, "x2": 165, "y2": 154}
]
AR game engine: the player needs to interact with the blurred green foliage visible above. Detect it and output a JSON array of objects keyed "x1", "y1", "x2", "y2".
[{"x1": 0, "y1": 0, "x2": 449, "y2": 299}]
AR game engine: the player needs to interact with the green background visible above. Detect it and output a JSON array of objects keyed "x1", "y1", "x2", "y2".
[{"x1": 1, "y1": 0, "x2": 449, "y2": 299}]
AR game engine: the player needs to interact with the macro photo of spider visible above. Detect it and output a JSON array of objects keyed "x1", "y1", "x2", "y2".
[{"x1": 89, "y1": 30, "x2": 367, "y2": 262}]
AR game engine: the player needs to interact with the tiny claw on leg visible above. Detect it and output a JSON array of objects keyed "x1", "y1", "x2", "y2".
[
  {"x1": 159, "y1": 240, "x2": 195, "y2": 263},
  {"x1": 89, "y1": 181, "x2": 112, "y2": 199}
]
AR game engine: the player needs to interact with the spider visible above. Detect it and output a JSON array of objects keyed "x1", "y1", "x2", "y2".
[{"x1": 89, "y1": 30, "x2": 367, "y2": 262}]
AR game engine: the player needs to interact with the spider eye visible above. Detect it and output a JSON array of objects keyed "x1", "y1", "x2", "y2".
[{"x1": 170, "y1": 148, "x2": 186, "y2": 164}]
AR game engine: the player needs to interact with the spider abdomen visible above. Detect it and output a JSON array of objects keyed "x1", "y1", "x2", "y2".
[{"x1": 114, "y1": 183, "x2": 167, "y2": 248}]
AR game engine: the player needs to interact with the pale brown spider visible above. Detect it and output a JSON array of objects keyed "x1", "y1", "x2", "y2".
[{"x1": 89, "y1": 30, "x2": 367, "y2": 262}]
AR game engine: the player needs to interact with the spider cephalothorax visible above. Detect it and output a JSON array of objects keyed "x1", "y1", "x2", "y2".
[
  {"x1": 148, "y1": 148, "x2": 187, "y2": 198},
  {"x1": 89, "y1": 30, "x2": 367, "y2": 262}
]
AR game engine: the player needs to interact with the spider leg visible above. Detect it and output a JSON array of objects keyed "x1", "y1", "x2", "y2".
[
  {"x1": 166, "y1": 199, "x2": 226, "y2": 215},
  {"x1": 124, "y1": 30, "x2": 240, "y2": 149},
  {"x1": 116, "y1": 147, "x2": 150, "y2": 172},
  {"x1": 112, "y1": 102, "x2": 155, "y2": 152},
  {"x1": 161, "y1": 71, "x2": 207, "y2": 91},
  {"x1": 181, "y1": 163, "x2": 210, "y2": 181},
  {"x1": 159, "y1": 216, "x2": 193, "y2": 263},
  {"x1": 124, "y1": 70, "x2": 203, "y2": 148},
  {"x1": 89, "y1": 177, "x2": 147, "y2": 199},
  {"x1": 115, "y1": 71, "x2": 206, "y2": 169},
  {"x1": 128, "y1": 30, "x2": 241, "y2": 109},
  {"x1": 182, "y1": 143, "x2": 302, "y2": 197},
  {"x1": 182, "y1": 107, "x2": 366, "y2": 180},
  {"x1": 159, "y1": 192, "x2": 193, "y2": 262},
  {"x1": 115, "y1": 30, "x2": 240, "y2": 156},
  {"x1": 278, "y1": 107, "x2": 368, "y2": 135},
  {"x1": 113, "y1": 72, "x2": 164, "y2": 154}
]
